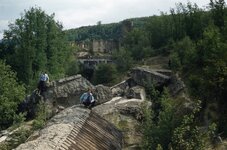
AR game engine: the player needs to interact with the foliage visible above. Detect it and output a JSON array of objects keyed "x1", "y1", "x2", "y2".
[
  {"x1": 64, "y1": 17, "x2": 148, "y2": 42},
  {"x1": 0, "y1": 60, "x2": 26, "y2": 129},
  {"x1": 5, "y1": 127, "x2": 31, "y2": 150},
  {"x1": 209, "y1": 0, "x2": 226, "y2": 30},
  {"x1": 32, "y1": 101, "x2": 47, "y2": 130},
  {"x1": 170, "y1": 2, "x2": 209, "y2": 41},
  {"x1": 1, "y1": 7, "x2": 71, "y2": 90},
  {"x1": 156, "y1": 144, "x2": 163, "y2": 150},
  {"x1": 142, "y1": 89, "x2": 213, "y2": 150},
  {"x1": 194, "y1": 25, "x2": 227, "y2": 135},
  {"x1": 65, "y1": 60, "x2": 80, "y2": 76},
  {"x1": 141, "y1": 88, "x2": 179, "y2": 150},
  {"x1": 12, "y1": 112, "x2": 26, "y2": 128},
  {"x1": 172, "y1": 101, "x2": 211, "y2": 150},
  {"x1": 170, "y1": 36, "x2": 196, "y2": 71},
  {"x1": 65, "y1": 23, "x2": 122, "y2": 41},
  {"x1": 123, "y1": 28, "x2": 152, "y2": 60},
  {"x1": 194, "y1": 25, "x2": 227, "y2": 99},
  {"x1": 145, "y1": 14, "x2": 173, "y2": 49},
  {"x1": 112, "y1": 48, "x2": 133, "y2": 72},
  {"x1": 167, "y1": 2, "x2": 227, "y2": 138},
  {"x1": 92, "y1": 63, "x2": 117, "y2": 85}
]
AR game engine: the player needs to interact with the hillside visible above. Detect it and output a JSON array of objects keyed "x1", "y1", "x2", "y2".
[{"x1": 64, "y1": 16, "x2": 150, "y2": 42}]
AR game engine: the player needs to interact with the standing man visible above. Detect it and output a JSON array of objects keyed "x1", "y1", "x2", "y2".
[{"x1": 37, "y1": 71, "x2": 49, "y2": 95}]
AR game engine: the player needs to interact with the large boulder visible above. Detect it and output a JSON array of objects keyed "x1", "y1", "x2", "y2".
[
  {"x1": 125, "y1": 85, "x2": 146, "y2": 100},
  {"x1": 167, "y1": 73, "x2": 185, "y2": 96},
  {"x1": 17, "y1": 90, "x2": 42, "y2": 118},
  {"x1": 45, "y1": 75, "x2": 112, "y2": 107},
  {"x1": 93, "y1": 97, "x2": 151, "y2": 149},
  {"x1": 94, "y1": 84, "x2": 113, "y2": 104},
  {"x1": 111, "y1": 78, "x2": 136, "y2": 97},
  {"x1": 15, "y1": 106, "x2": 123, "y2": 150},
  {"x1": 130, "y1": 67, "x2": 171, "y2": 87},
  {"x1": 46, "y1": 74, "x2": 95, "y2": 107}
]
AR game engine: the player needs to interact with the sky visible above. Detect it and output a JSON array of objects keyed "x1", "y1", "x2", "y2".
[{"x1": 0, "y1": 0, "x2": 211, "y2": 39}]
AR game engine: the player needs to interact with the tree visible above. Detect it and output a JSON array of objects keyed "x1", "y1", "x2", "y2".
[
  {"x1": 195, "y1": 26, "x2": 227, "y2": 101},
  {"x1": 209, "y1": 0, "x2": 226, "y2": 30},
  {"x1": 112, "y1": 48, "x2": 133, "y2": 72},
  {"x1": 170, "y1": 36, "x2": 196, "y2": 71},
  {"x1": 93, "y1": 63, "x2": 117, "y2": 85},
  {"x1": 195, "y1": 26, "x2": 227, "y2": 134},
  {"x1": 170, "y1": 2, "x2": 210, "y2": 41},
  {"x1": 65, "y1": 60, "x2": 80, "y2": 76},
  {"x1": 170, "y1": 3, "x2": 187, "y2": 41},
  {"x1": 141, "y1": 88, "x2": 179, "y2": 150},
  {"x1": 146, "y1": 14, "x2": 172, "y2": 49},
  {"x1": 123, "y1": 28, "x2": 151, "y2": 60},
  {"x1": 184, "y1": 2, "x2": 208, "y2": 40},
  {"x1": 0, "y1": 60, "x2": 25, "y2": 129},
  {"x1": 172, "y1": 101, "x2": 210, "y2": 150},
  {"x1": 2, "y1": 7, "x2": 71, "y2": 90}
]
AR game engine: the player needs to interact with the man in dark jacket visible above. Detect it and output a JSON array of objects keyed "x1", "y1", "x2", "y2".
[{"x1": 80, "y1": 88, "x2": 96, "y2": 109}]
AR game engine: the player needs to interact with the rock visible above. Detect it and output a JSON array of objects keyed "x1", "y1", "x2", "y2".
[
  {"x1": 0, "y1": 130, "x2": 9, "y2": 136},
  {"x1": 125, "y1": 86, "x2": 146, "y2": 100},
  {"x1": 93, "y1": 97, "x2": 151, "y2": 148},
  {"x1": 49, "y1": 74, "x2": 95, "y2": 107},
  {"x1": 94, "y1": 84, "x2": 113, "y2": 104},
  {"x1": 15, "y1": 67, "x2": 188, "y2": 150},
  {"x1": 111, "y1": 78, "x2": 137, "y2": 97},
  {"x1": 77, "y1": 51, "x2": 90, "y2": 58},
  {"x1": 167, "y1": 73, "x2": 185, "y2": 96},
  {"x1": 15, "y1": 106, "x2": 123, "y2": 150},
  {"x1": 130, "y1": 67, "x2": 171, "y2": 87},
  {"x1": 0, "y1": 135, "x2": 7, "y2": 143},
  {"x1": 154, "y1": 69, "x2": 172, "y2": 76}
]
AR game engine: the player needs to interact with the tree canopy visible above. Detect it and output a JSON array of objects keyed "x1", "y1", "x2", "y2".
[
  {"x1": 1, "y1": 7, "x2": 71, "y2": 90},
  {"x1": 0, "y1": 60, "x2": 25, "y2": 129}
]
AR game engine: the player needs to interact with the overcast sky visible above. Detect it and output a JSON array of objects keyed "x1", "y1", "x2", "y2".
[{"x1": 0, "y1": 0, "x2": 211, "y2": 39}]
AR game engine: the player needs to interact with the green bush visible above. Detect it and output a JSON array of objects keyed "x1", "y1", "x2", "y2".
[
  {"x1": 93, "y1": 63, "x2": 118, "y2": 85},
  {"x1": 0, "y1": 60, "x2": 26, "y2": 129},
  {"x1": 4, "y1": 127, "x2": 31, "y2": 150},
  {"x1": 32, "y1": 101, "x2": 47, "y2": 130}
]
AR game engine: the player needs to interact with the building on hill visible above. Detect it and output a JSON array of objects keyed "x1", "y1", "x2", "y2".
[
  {"x1": 76, "y1": 40, "x2": 91, "y2": 51},
  {"x1": 76, "y1": 39, "x2": 119, "y2": 54},
  {"x1": 78, "y1": 57, "x2": 113, "y2": 69},
  {"x1": 91, "y1": 39, "x2": 119, "y2": 53}
]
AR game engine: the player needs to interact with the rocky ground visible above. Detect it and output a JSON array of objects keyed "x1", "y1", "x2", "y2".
[{"x1": 0, "y1": 59, "x2": 191, "y2": 149}]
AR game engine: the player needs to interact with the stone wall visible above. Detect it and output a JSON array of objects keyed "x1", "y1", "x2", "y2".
[
  {"x1": 76, "y1": 39, "x2": 118, "y2": 54},
  {"x1": 111, "y1": 78, "x2": 136, "y2": 97},
  {"x1": 130, "y1": 67, "x2": 171, "y2": 87},
  {"x1": 92, "y1": 39, "x2": 118, "y2": 53},
  {"x1": 167, "y1": 73, "x2": 185, "y2": 96},
  {"x1": 78, "y1": 58, "x2": 112, "y2": 69}
]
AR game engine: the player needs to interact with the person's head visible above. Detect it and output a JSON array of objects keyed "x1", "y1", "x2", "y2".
[{"x1": 87, "y1": 88, "x2": 92, "y2": 93}]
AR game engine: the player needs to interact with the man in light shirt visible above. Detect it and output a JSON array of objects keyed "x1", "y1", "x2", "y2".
[{"x1": 37, "y1": 71, "x2": 49, "y2": 95}]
